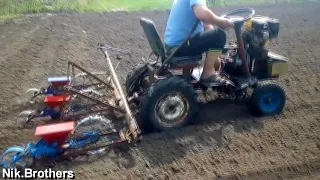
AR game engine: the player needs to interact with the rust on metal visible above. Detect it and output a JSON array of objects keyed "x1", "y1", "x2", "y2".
[
  {"x1": 64, "y1": 87, "x2": 125, "y2": 113},
  {"x1": 67, "y1": 61, "x2": 114, "y2": 90},
  {"x1": 98, "y1": 45, "x2": 141, "y2": 140}
]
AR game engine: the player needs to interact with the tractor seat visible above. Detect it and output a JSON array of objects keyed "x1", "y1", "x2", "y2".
[{"x1": 140, "y1": 17, "x2": 202, "y2": 68}]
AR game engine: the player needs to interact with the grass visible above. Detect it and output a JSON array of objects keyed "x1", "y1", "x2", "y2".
[
  {"x1": 0, "y1": 0, "x2": 172, "y2": 15},
  {"x1": 212, "y1": 0, "x2": 306, "y2": 6},
  {"x1": 0, "y1": 0, "x2": 309, "y2": 16}
]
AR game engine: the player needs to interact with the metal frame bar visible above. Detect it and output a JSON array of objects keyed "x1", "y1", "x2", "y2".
[
  {"x1": 67, "y1": 61, "x2": 114, "y2": 90},
  {"x1": 64, "y1": 87, "x2": 124, "y2": 113},
  {"x1": 98, "y1": 44, "x2": 141, "y2": 140}
]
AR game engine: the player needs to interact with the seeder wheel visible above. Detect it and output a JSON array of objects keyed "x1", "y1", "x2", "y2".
[
  {"x1": 62, "y1": 115, "x2": 117, "y2": 160},
  {"x1": 0, "y1": 147, "x2": 34, "y2": 170},
  {"x1": 73, "y1": 115, "x2": 115, "y2": 136}
]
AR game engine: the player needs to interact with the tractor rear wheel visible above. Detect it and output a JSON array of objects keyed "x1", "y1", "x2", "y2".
[
  {"x1": 125, "y1": 60, "x2": 162, "y2": 97},
  {"x1": 125, "y1": 61, "x2": 149, "y2": 97},
  {"x1": 139, "y1": 76, "x2": 198, "y2": 132},
  {"x1": 249, "y1": 81, "x2": 286, "y2": 116}
]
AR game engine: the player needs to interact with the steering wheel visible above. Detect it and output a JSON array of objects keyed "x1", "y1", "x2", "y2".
[{"x1": 220, "y1": 8, "x2": 255, "y2": 24}]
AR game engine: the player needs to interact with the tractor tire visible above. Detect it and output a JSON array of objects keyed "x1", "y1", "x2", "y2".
[
  {"x1": 125, "y1": 60, "x2": 164, "y2": 97},
  {"x1": 139, "y1": 76, "x2": 198, "y2": 132},
  {"x1": 125, "y1": 61, "x2": 148, "y2": 97},
  {"x1": 249, "y1": 81, "x2": 286, "y2": 116}
]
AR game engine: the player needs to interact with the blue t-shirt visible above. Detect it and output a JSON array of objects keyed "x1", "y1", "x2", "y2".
[{"x1": 164, "y1": 0, "x2": 206, "y2": 47}]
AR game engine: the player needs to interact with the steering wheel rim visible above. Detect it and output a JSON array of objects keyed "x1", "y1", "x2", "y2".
[{"x1": 220, "y1": 8, "x2": 255, "y2": 23}]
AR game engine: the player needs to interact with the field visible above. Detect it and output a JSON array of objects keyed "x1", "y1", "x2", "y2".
[
  {"x1": 1, "y1": 1, "x2": 320, "y2": 180},
  {"x1": 0, "y1": 0, "x2": 307, "y2": 16}
]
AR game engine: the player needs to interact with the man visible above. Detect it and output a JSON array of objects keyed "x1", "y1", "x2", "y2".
[{"x1": 164, "y1": 0, "x2": 233, "y2": 86}]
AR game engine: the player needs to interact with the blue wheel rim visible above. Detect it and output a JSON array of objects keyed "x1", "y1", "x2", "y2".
[{"x1": 259, "y1": 91, "x2": 280, "y2": 113}]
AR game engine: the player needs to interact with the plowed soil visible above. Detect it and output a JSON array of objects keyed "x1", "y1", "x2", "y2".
[{"x1": 1, "y1": 2, "x2": 320, "y2": 180}]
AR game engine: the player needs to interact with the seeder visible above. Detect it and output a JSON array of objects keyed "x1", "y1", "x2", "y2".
[
  {"x1": 1, "y1": 116, "x2": 134, "y2": 170},
  {"x1": 19, "y1": 46, "x2": 137, "y2": 127},
  {"x1": 1, "y1": 44, "x2": 142, "y2": 170}
]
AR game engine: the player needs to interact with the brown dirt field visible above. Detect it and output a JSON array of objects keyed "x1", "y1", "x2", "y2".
[{"x1": 1, "y1": 2, "x2": 320, "y2": 180}]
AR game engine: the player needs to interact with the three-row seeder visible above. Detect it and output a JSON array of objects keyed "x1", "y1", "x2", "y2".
[
  {"x1": 19, "y1": 45, "x2": 137, "y2": 127},
  {"x1": 1, "y1": 44, "x2": 142, "y2": 170}
]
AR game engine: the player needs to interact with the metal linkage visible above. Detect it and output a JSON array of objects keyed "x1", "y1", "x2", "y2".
[{"x1": 98, "y1": 44, "x2": 141, "y2": 141}]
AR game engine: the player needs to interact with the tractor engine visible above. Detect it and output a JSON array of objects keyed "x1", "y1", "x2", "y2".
[
  {"x1": 242, "y1": 16, "x2": 280, "y2": 60},
  {"x1": 223, "y1": 16, "x2": 287, "y2": 79}
]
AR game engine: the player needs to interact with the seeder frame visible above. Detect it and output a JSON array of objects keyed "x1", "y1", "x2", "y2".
[{"x1": 63, "y1": 44, "x2": 142, "y2": 142}]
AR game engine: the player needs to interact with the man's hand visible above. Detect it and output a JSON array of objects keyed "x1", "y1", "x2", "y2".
[{"x1": 218, "y1": 18, "x2": 234, "y2": 29}]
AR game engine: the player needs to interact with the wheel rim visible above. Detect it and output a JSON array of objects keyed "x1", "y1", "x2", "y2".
[
  {"x1": 259, "y1": 91, "x2": 280, "y2": 113},
  {"x1": 154, "y1": 92, "x2": 189, "y2": 128},
  {"x1": 1, "y1": 151, "x2": 33, "y2": 169}
]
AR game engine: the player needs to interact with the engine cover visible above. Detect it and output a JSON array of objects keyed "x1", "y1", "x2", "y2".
[{"x1": 245, "y1": 16, "x2": 280, "y2": 39}]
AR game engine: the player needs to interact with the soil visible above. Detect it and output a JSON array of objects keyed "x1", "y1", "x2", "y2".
[{"x1": 1, "y1": 2, "x2": 320, "y2": 180}]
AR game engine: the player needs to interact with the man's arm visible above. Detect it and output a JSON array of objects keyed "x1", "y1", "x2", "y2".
[{"x1": 191, "y1": 4, "x2": 233, "y2": 29}]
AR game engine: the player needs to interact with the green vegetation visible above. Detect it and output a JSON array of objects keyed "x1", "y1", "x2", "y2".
[
  {"x1": 216, "y1": 0, "x2": 306, "y2": 6},
  {"x1": 0, "y1": 0, "x2": 308, "y2": 16},
  {"x1": 0, "y1": 0, "x2": 172, "y2": 15}
]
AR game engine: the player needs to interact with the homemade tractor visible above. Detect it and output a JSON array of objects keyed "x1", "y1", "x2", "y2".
[
  {"x1": 125, "y1": 8, "x2": 288, "y2": 132},
  {"x1": 1, "y1": 8, "x2": 288, "y2": 170}
]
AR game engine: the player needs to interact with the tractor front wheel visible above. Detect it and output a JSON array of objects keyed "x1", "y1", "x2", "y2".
[
  {"x1": 139, "y1": 76, "x2": 198, "y2": 132},
  {"x1": 249, "y1": 81, "x2": 286, "y2": 116}
]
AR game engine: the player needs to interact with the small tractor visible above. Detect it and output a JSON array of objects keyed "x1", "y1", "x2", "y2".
[{"x1": 125, "y1": 8, "x2": 288, "y2": 132}]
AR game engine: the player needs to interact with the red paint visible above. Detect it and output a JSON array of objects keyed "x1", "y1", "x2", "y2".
[
  {"x1": 35, "y1": 121, "x2": 75, "y2": 146},
  {"x1": 50, "y1": 81, "x2": 70, "y2": 87},
  {"x1": 44, "y1": 95, "x2": 71, "y2": 108}
]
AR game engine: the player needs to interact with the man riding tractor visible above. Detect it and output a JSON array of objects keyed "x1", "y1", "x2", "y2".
[
  {"x1": 125, "y1": 1, "x2": 286, "y2": 132},
  {"x1": 164, "y1": 0, "x2": 257, "y2": 86}
]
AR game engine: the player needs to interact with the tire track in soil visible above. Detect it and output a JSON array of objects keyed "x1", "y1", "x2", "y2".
[
  {"x1": 48, "y1": 13, "x2": 90, "y2": 75},
  {"x1": 70, "y1": 113, "x2": 320, "y2": 180},
  {"x1": 0, "y1": 14, "x2": 92, "y2": 149},
  {"x1": 0, "y1": 16, "x2": 52, "y2": 122},
  {"x1": 0, "y1": 15, "x2": 57, "y2": 148}
]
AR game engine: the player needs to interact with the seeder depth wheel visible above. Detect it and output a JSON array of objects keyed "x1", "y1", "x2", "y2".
[{"x1": 0, "y1": 147, "x2": 34, "y2": 170}]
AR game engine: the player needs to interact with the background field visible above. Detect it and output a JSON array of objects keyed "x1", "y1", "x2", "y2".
[
  {"x1": 0, "y1": 0, "x2": 309, "y2": 16},
  {"x1": 1, "y1": 0, "x2": 320, "y2": 180}
]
